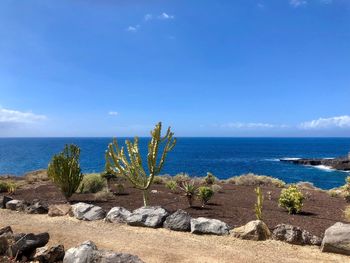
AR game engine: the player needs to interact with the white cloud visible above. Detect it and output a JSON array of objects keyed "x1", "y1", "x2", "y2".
[
  {"x1": 108, "y1": 111, "x2": 118, "y2": 116},
  {"x1": 158, "y1": 12, "x2": 175, "y2": 20},
  {"x1": 0, "y1": 108, "x2": 46, "y2": 124},
  {"x1": 126, "y1": 25, "x2": 140, "y2": 32},
  {"x1": 220, "y1": 122, "x2": 288, "y2": 129},
  {"x1": 299, "y1": 115, "x2": 350, "y2": 129},
  {"x1": 290, "y1": 0, "x2": 307, "y2": 7},
  {"x1": 144, "y1": 14, "x2": 153, "y2": 21}
]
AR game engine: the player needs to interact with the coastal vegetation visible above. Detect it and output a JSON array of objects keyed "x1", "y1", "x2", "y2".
[
  {"x1": 278, "y1": 185, "x2": 304, "y2": 214},
  {"x1": 197, "y1": 186, "x2": 214, "y2": 207},
  {"x1": 79, "y1": 173, "x2": 105, "y2": 194},
  {"x1": 179, "y1": 180, "x2": 197, "y2": 207},
  {"x1": 47, "y1": 144, "x2": 84, "y2": 199},
  {"x1": 254, "y1": 186, "x2": 263, "y2": 220},
  {"x1": 105, "y1": 122, "x2": 176, "y2": 206},
  {"x1": 165, "y1": 180, "x2": 178, "y2": 192},
  {"x1": 225, "y1": 173, "x2": 286, "y2": 187}
]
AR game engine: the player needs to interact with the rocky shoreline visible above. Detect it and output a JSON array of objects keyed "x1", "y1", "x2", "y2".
[{"x1": 280, "y1": 155, "x2": 350, "y2": 171}]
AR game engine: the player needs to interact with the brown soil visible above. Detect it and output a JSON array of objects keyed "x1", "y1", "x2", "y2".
[
  {"x1": 5, "y1": 180, "x2": 348, "y2": 237},
  {"x1": 0, "y1": 210, "x2": 348, "y2": 263}
]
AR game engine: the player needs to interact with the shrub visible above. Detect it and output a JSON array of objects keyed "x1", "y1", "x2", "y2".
[
  {"x1": 47, "y1": 144, "x2": 84, "y2": 199},
  {"x1": 344, "y1": 176, "x2": 350, "y2": 202},
  {"x1": 204, "y1": 172, "x2": 217, "y2": 185},
  {"x1": 79, "y1": 173, "x2": 105, "y2": 193},
  {"x1": 0, "y1": 181, "x2": 17, "y2": 194},
  {"x1": 153, "y1": 176, "x2": 165, "y2": 185},
  {"x1": 114, "y1": 183, "x2": 125, "y2": 195},
  {"x1": 180, "y1": 181, "x2": 197, "y2": 207},
  {"x1": 165, "y1": 180, "x2": 178, "y2": 192},
  {"x1": 0, "y1": 181, "x2": 8, "y2": 193},
  {"x1": 24, "y1": 170, "x2": 48, "y2": 183},
  {"x1": 254, "y1": 187, "x2": 263, "y2": 220},
  {"x1": 197, "y1": 186, "x2": 214, "y2": 207},
  {"x1": 226, "y1": 173, "x2": 285, "y2": 188},
  {"x1": 94, "y1": 190, "x2": 114, "y2": 201},
  {"x1": 173, "y1": 173, "x2": 190, "y2": 184},
  {"x1": 211, "y1": 184, "x2": 223, "y2": 193},
  {"x1": 278, "y1": 185, "x2": 304, "y2": 214}
]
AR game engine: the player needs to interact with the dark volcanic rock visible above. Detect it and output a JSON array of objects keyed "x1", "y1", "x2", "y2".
[
  {"x1": 280, "y1": 156, "x2": 350, "y2": 171},
  {"x1": 33, "y1": 244, "x2": 65, "y2": 263},
  {"x1": 163, "y1": 209, "x2": 191, "y2": 232},
  {"x1": 272, "y1": 224, "x2": 322, "y2": 246},
  {"x1": 11, "y1": 232, "x2": 50, "y2": 259},
  {"x1": 0, "y1": 196, "x2": 13, "y2": 209}
]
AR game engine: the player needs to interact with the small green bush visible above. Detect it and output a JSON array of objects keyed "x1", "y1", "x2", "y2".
[
  {"x1": 165, "y1": 180, "x2": 178, "y2": 192},
  {"x1": 204, "y1": 172, "x2": 217, "y2": 185},
  {"x1": 79, "y1": 173, "x2": 105, "y2": 193},
  {"x1": 0, "y1": 181, "x2": 8, "y2": 193},
  {"x1": 278, "y1": 185, "x2": 304, "y2": 214},
  {"x1": 197, "y1": 186, "x2": 214, "y2": 207},
  {"x1": 0, "y1": 181, "x2": 17, "y2": 194}
]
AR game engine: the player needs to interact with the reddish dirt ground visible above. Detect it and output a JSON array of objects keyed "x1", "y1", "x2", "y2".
[{"x1": 5, "y1": 180, "x2": 347, "y2": 237}]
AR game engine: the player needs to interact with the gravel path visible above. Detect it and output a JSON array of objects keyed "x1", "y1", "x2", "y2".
[{"x1": 0, "y1": 209, "x2": 347, "y2": 263}]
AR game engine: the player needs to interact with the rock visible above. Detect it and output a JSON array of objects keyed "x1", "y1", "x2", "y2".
[
  {"x1": 0, "y1": 196, "x2": 13, "y2": 209},
  {"x1": 63, "y1": 240, "x2": 96, "y2": 263},
  {"x1": 48, "y1": 204, "x2": 71, "y2": 217},
  {"x1": 190, "y1": 217, "x2": 230, "y2": 236},
  {"x1": 280, "y1": 156, "x2": 350, "y2": 171},
  {"x1": 33, "y1": 245, "x2": 65, "y2": 263},
  {"x1": 25, "y1": 201, "x2": 48, "y2": 214},
  {"x1": 272, "y1": 224, "x2": 321, "y2": 246},
  {"x1": 71, "y1": 202, "x2": 106, "y2": 221},
  {"x1": 163, "y1": 209, "x2": 191, "y2": 232},
  {"x1": 105, "y1": 207, "x2": 131, "y2": 224},
  {"x1": 5, "y1": 200, "x2": 26, "y2": 211},
  {"x1": 232, "y1": 220, "x2": 271, "y2": 241},
  {"x1": 92, "y1": 250, "x2": 144, "y2": 263},
  {"x1": 0, "y1": 226, "x2": 12, "y2": 237},
  {"x1": 63, "y1": 240, "x2": 144, "y2": 263},
  {"x1": 126, "y1": 206, "x2": 169, "y2": 228},
  {"x1": 321, "y1": 222, "x2": 350, "y2": 255},
  {"x1": 11, "y1": 232, "x2": 50, "y2": 259}
]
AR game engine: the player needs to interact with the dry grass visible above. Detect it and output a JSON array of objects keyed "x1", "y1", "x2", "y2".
[
  {"x1": 24, "y1": 170, "x2": 49, "y2": 184},
  {"x1": 344, "y1": 206, "x2": 350, "y2": 222},
  {"x1": 224, "y1": 173, "x2": 286, "y2": 188}
]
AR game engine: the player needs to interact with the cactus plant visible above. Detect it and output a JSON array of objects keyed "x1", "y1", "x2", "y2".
[
  {"x1": 105, "y1": 122, "x2": 176, "y2": 206},
  {"x1": 254, "y1": 186, "x2": 263, "y2": 220},
  {"x1": 47, "y1": 144, "x2": 84, "y2": 199}
]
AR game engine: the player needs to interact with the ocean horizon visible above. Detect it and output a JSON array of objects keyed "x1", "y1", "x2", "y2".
[{"x1": 1, "y1": 137, "x2": 350, "y2": 190}]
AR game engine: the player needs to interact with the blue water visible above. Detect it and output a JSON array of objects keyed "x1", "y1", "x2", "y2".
[{"x1": 0, "y1": 137, "x2": 349, "y2": 190}]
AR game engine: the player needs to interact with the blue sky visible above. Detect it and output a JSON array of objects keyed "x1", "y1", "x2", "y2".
[{"x1": 0, "y1": 0, "x2": 350, "y2": 137}]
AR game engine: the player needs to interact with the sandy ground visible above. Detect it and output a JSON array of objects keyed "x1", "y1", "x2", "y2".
[{"x1": 0, "y1": 209, "x2": 347, "y2": 263}]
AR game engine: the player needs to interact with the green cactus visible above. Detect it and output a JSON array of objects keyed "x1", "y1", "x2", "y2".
[
  {"x1": 254, "y1": 186, "x2": 263, "y2": 220},
  {"x1": 47, "y1": 144, "x2": 84, "y2": 199},
  {"x1": 105, "y1": 122, "x2": 176, "y2": 206}
]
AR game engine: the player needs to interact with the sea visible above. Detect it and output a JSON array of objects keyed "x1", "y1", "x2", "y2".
[{"x1": 0, "y1": 137, "x2": 350, "y2": 190}]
